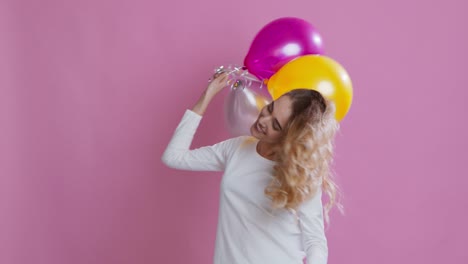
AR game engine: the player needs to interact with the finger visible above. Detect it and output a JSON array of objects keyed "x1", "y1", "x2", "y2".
[
  {"x1": 214, "y1": 74, "x2": 228, "y2": 83},
  {"x1": 219, "y1": 74, "x2": 228, "y2": 81},
  {"x1": 215, "y1": 74, "x2": 227, "y2": 81},
  {"x1": 213, "y1": 71, "x2": 225, "y2": 79}
]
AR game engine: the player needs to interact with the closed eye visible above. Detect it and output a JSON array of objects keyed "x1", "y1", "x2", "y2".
[
  {"x1": 273, "y1": 120, "x2": 282, "y2": 131},
  {"x1": 268, "y1": 102, "x2": 282, "y2": 131}
]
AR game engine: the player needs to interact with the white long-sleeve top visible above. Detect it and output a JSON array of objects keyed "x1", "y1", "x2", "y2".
[{"x1": 162, "y1": 109, "x2": 328, "y2": 264}]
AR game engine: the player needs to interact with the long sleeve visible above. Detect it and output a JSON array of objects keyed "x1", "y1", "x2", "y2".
[
  {"x1": 161, "y1": 109, "x2": 242, "y2": 171},
  {"x1": 297, "y1": 188, "x2": 328, "y2": 264}
]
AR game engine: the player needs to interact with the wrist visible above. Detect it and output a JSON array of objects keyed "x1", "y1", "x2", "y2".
[
  {"x1": 203, "y1": 89, "x2": 217, "y2": 100},
  {"x1": 192, "y1": 90, "x2": 213, "y2": 116}
]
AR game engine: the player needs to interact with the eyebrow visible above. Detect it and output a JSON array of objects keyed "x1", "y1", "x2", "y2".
[{"x1": 271, "y1": 102, "x2": 283, "y2": 130}]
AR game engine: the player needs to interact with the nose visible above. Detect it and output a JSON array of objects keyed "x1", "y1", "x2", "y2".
[
  {"x1": 258, "y1": 107, "x2": 271, "y2": 128},
  {"x1": 258, "y1": 121, "x2": 266, "y2": 129},
  {"x1": 258, "y1": 116, "x2": 270, "y2": 129}
]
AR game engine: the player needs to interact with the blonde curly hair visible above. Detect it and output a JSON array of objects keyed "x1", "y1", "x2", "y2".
[{"x1": 264, "y1": 89, "x2": 344, "y2": 228}]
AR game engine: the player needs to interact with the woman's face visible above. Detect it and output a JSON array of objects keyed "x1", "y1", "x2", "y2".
[{"x1": 250, "y1": 95, "x2": 293, "y2": 144}]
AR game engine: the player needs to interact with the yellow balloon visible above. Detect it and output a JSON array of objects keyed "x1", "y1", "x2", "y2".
[{"x1": 267, "y1": 55, "x2": 353, "y2": 122}]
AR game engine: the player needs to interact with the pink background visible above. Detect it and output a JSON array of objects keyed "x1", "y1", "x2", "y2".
[{"x1": 1, "y1": 0, "x2": 467, "y2": 263}]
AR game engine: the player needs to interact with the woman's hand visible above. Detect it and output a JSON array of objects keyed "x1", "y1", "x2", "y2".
[
  {"x1": 191, "y1": 72, "x2": 229, "y2": 116},
  {"x1": 206, "y1": 72, "x2": 229, "y2": 98}
]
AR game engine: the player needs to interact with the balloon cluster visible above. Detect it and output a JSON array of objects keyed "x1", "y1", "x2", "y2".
[{"x1": 218, "y1": 17, "x2": 353, "y2": 136}]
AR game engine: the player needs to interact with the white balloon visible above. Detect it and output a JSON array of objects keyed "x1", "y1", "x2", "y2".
[{"x1": 224, "y1": 79, "x2": 271, "y2": 136}]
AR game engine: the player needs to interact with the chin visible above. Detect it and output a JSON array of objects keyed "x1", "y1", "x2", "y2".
[{"x1": 249, "y1": 125, "x2": 256, "y2": 137}]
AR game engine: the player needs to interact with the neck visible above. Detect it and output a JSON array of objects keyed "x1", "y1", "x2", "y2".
[{"x1": 256, "y1": 140, "x2": 277, "y2": 161}]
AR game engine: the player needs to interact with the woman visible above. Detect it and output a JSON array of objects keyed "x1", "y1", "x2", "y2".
[{"x1": 162, "y1": 72, "x2": 344, "y2": 264}]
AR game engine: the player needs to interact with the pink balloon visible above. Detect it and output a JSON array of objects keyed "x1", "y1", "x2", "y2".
[{"x1": 244, "y1": 17, "x2": 325, "y2": 80}]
